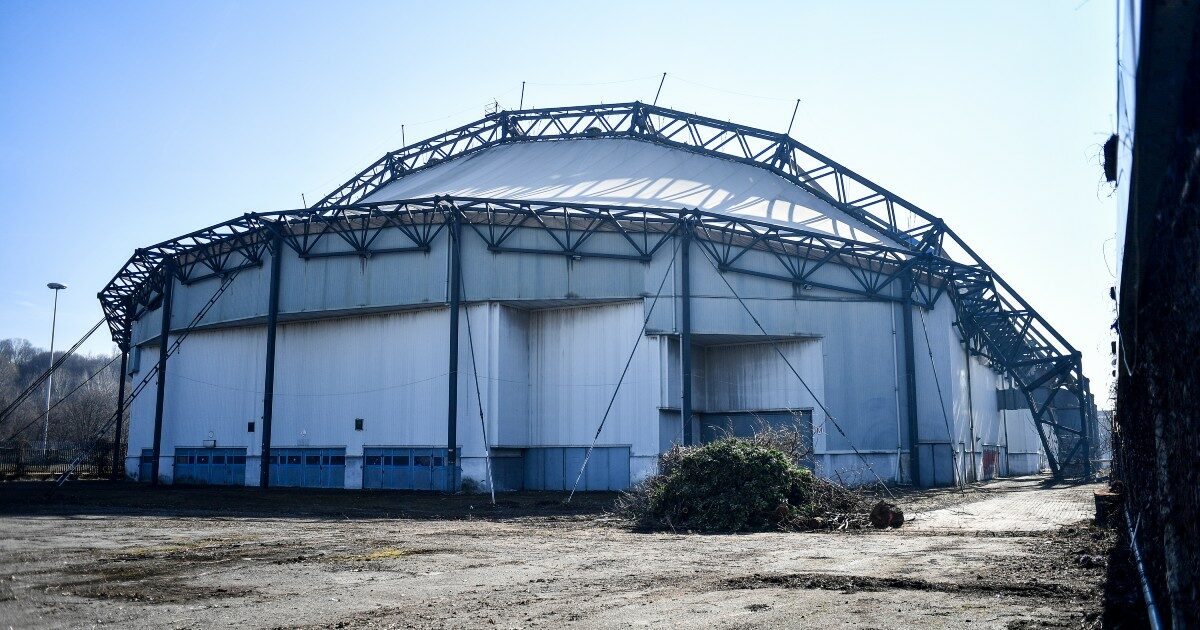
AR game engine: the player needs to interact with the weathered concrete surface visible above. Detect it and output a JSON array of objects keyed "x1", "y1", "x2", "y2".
[
  {"x1": 906, "y1": 476, "x2": 1098, "y2": 532},
  {"x1": 0, "y1": 476, "x2": 1107, "y2": 629}
]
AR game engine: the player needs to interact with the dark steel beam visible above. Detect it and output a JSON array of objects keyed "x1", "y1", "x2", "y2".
[
  {"x1": 110, "y1": 348, "x2": 128, "y2": 480},
  {"x1": 149, "y1": 263, "x2": 174, "y2": 486},
  {"x1": 900, "y1": 272, "x2": 922, "y2": 486},
  {"x1": 96, "y1": 191, "x2": 1097, "y2": 477},
  {"x1": 445, "y1": 205, "x2": 462, "y2": 493},
  {"x1": 680, "y1": 222, "x2": 694, "y2": 446},
  {"x1": 259, "y1": 227, "x2": 284, "y2": 489}
]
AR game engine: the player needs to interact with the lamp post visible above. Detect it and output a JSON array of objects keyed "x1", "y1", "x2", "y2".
[{"x1": 43, "y1": 282, "x2": 66, "y2": 458}]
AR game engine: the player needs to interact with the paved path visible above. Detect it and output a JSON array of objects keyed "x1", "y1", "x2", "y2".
[{"x1": 905, "y1": 475, "x2": 1101, "y2": 532}]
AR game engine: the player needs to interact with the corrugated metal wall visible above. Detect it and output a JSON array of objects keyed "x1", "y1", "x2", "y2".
[
  {"x1": 527, "y1": 302, "x2": 658, "y2": 480},
  {"x1": 123, "y1": 223, "x2": 1042, "y2": 488}
]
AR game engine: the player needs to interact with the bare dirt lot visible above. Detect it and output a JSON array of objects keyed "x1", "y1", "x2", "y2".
[{"x1": 0, "y1": 476, "x2": 1109, "y2": 629}]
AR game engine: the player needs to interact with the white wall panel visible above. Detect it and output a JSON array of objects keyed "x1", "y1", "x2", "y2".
[
  {"x1": 528, "y1": 302, "x2": 660, "y2": 458},
  {"x1": 270, "y1": 309, "x2": 451, "y2": 454},
  {"x1": 699, "y1": 339, "x2": 827, "y2": 454},
  {"x1": 163, "y1": 327, "x2": 265, "y2": 454},
  {"x1": 125, "y1": 343, "x2": 160, "y2": 479}
]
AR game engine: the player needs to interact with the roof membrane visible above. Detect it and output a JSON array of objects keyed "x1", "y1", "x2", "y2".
[{"x1": 363, "y1": 137, "x2": 895, "y2": 245}]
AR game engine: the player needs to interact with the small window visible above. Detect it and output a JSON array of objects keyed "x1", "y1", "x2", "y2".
[
  {"x1": 414, "y1": 456, "x2": 431, "y2": 467},
  {"x1": 329, "y1": 455, "x2": 345, "y2": 466},
  {"x1": 287, "y1": 455, "x2": 301, "y2": 465},
  {"x1": 365, "y1": 455, "x2": 382, "y2": 466},
  {"x1": 354, "y1": 418, "x2": 363, "y2": 431},
  {"x1": 394, "y1": 455, "x2": 409, "y2": 466},
  {"x1": 141, "y1": 454, "x2": 154, "y2": 463},
  {"x1": 196, "y1": 455, "x2": 209, "y2": 464},
  {"x1": 247, "y1": 421, "x2": 256, "y2": 432},
  {"x1": 433, "y1": 456, "x2": 444, "y2": 467},
  {"x1": 232, "y1": 455, "x2": 246, "y2": 464},
  {"x1": 213, "y1": 455, "x2": 226, "y2": 464},
  {"x1": 306, "y1": 455, "x2": 320, "y2": 465}
]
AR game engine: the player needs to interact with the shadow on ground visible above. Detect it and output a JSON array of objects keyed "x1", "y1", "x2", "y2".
[{"x1": 0, "y1": 480, "x2": 617, "y2": 521}]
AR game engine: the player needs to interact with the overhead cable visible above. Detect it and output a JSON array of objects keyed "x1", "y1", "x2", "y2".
[
  {"x1": 694, "y1": 239, "x2": 895, "y2": 496},
  {"x1": 566, "y1": 237, "x2": 680, "y2": 503}
]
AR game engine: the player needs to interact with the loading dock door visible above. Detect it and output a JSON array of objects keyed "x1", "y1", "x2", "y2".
[
  {"x1": 138, "y1": 448, "x2": 153, "y2": 483},
  {"x1": 173, "y1": 447, "x2": 247, "y2": 485},
  {"x1": 523, "y1": 447, "x2": 630, "y2": 491},
  {"x1": 268, "y1": 448, "x2": 346, "y2": 488},
  {"x1": 362, "y1": 447, "x2": 458, "y2": 490}
]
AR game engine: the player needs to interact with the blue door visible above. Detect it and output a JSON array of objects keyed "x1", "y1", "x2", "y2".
[
  {"x1": 363, "y1": 447, "x2": 459, "y2": 490},
  {"x1": 523, "y1": 447, "x2": 630, "y2": 491},
  {"x1": 268, "y1": 448, "x2": 345, "y2": 488},
  {"x1": 138, "y1": 448, "x2": 154, "y2": 483},
  {"x1": 173, "y1": 448, "x2": 247, "y2": 485}
]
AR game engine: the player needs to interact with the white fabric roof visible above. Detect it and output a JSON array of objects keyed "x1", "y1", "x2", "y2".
[{"x1": 364, "y1": 138, "x2": 892, "y2": 244}]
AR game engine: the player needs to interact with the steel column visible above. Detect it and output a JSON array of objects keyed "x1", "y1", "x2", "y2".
[
  {"x1": 900, "y1": 272, "x2": 922, "y2": 486},
  {"x1": 1082, "y1": 378, "x2": 1093, "y2": 478},
  {"x1": 149, "y1": 264, "x2": 174, "y2": 486},
  {"x1": 445, "y1": 205, "x2": 462, "y2": 492},
  {"x1": 680, "y1": 222, "x2": 694, "y2": 446},
  {"x1": 110, "y1": 347, "x2": 128, "y2": 480},
  {"x1": 259, "y1": 227, "x2": 284, "y2": 488}
]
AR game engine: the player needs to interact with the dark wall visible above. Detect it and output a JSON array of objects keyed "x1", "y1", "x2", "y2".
[{"x1": 1115, "y1": 2, "x2": 1200, "y2": 626}]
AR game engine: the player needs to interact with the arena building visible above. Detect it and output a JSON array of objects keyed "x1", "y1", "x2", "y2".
[{"x1": 99, "y1": 102, "x2": 1097, "y2": 490}]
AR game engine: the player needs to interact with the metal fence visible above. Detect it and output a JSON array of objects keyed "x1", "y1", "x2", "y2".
[{"x1": 0, "y1": 440, "x2": 119, "y2": 479}]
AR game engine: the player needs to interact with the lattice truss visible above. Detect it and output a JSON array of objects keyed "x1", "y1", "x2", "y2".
[{"x1": 98, "y1": 103, "x2": 1095, "y2": 478}]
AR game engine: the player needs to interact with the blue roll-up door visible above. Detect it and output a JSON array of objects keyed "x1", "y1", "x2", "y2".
[
  {"x1": 522, "y1": 447, "x2": 630, "y2": 491},
  {"x1": 363, "y1": 447, "x2": 459, "y2": 490},
  {"x1": 138, "y1": 448, "x2": 154, "y2": 483},
  {"x1": 173, "y1": 448, "x2": 247, "y2": 485},
  {"x1": 268, "y1": 448, "x2": 345, "y2": 488}
]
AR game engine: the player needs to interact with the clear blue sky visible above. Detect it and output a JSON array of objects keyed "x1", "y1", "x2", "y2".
[{"x1": 0, "y1": 1, "x2": 1118, "y2": 402}]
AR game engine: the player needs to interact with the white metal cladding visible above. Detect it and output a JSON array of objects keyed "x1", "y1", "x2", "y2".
[
  {"x1": 125, "y1": 344, "x2": 160, "y2": 479},
  {"x1": 527, "y1": 302, "x2": 659, "y2": 458},
  {"x1": 129, "y1": 215, "x2": 899, "y2": 349},
  {"x1": 910, "y1": 295, "x2": 961, "y2": 452},
  {"x1": 696, "y1": 339, "x2": 827, "y2": 455},
  {"x1": 163, "y1": 326, "x2": 266, "y2": 457},
  {"x1": 120, "y1": 224, "x2": 1048, "y2": 488},
  {"x1": 123, "y1": 292, "x2": 1045, "y2": 487},
  {"x1": 269, "y1": 309, "x2": 453, "y2": 452},
  {"x1": 362, "y1": 138, "x2": 895, "y2": 245}
]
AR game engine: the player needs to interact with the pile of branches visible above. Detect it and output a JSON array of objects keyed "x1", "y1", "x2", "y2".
[{"x1": 616, "y1": 427, "x2": 877, "y2": 533}]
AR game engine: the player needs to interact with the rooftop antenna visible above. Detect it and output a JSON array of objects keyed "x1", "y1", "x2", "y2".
[
  {"x1": 785, "y1": 98, "x2": 801, "y2": 136},
  {"x1": 401, "y1": 124, "x2": 405, "y2": 147},
  {"x1": 653, "y1": 72, "x2": 667, "y2": 106},
  {"x1": 485, "y1": 99, "x2": 501, "y2": 115},
  {"x1": 519, "y1": 81, "x2": 526, "y2": 109},
  {"x1": 301, "y1": 193, "x2": 307, "y2": 208}
]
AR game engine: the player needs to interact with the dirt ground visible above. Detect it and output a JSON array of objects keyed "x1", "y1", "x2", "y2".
[{"x1": 0, "y1": 476, "x2": 1110, "y2": 629}]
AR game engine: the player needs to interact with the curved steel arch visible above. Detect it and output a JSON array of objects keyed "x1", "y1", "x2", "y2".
[{"x1": 98, "y1": 104, "x2": 1096, "y2": 479}]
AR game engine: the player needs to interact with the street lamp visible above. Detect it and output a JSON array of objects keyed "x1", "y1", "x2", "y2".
[{"x1": 43, "y1": 282, "x2": 67, "y2": 458}]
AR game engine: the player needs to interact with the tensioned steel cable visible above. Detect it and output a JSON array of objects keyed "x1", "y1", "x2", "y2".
[
  {"x1": 2, "y1": 353, "x2": 120, "y2": 443},
  {"x1": 566, "y1": 237, "x2": 680, "y2": 503},
  {"x1": 0, "y1": 318, "x2": 106, "y2": 424},
  {"x1": 694, "y1": 242, "x2": 895, "y2": 497},
  {"x1": 460, "y1": 275, "x2": 496, "y2": 505},
  {"x1": 50, "y1": 269, "x2": 244, "y2": 491},
  {"x1": 917, "y1": 309, "x2": 966, "y2": 492}
]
